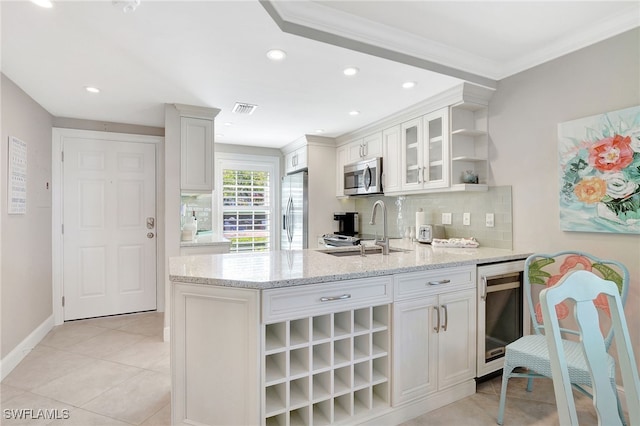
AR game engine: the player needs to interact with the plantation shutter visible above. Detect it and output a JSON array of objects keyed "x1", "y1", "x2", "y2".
[{"x1": 222, "y1": 169, "x2": 271, "y2": 252}]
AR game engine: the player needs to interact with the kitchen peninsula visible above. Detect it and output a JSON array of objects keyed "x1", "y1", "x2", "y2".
[{"x1": 169, "y1": 242, "x2": 531, "y2": 426}]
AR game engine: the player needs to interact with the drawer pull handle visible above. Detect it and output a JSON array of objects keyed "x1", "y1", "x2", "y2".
[
  {"x1": 427, "y1": 279, "x2": 451, "y2": 286},
  {"x1": 320, "y1": 294, "x2": 351, "y2": 302}
]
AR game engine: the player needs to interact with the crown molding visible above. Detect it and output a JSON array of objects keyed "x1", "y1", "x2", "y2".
[
  {"x1": 499, "y1": 5, "x2": 640, "y2": 78},
  {"x1": 262, "y1": 0, "x2": 639, "y2": 82},
  {"x1": 260, "y1": 0, "x2": 497, "y2": 88},
  {"x1": 174, "y1": 103, "x2": 221, "y2": 119}
]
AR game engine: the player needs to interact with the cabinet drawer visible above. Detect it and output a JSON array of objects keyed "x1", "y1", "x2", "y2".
[
  {"x1": 262, "y1": 276, "x2": 393, "y2": 323},
  {"x1": 394, "y1": 266, "x2": 475, "y2": 301}
]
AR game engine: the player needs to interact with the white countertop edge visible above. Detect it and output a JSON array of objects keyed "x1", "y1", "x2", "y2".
[
  {"x1": 180, "y1": 232, "x2": 230, "y2": 247},
  {"x1": 169, "y1": 245, "x2": 532, "y2": 290}
]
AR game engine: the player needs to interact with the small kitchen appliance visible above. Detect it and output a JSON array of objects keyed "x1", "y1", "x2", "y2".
[
  {"x1": 322, "y1": 234, "x2": 361, "y2": 247},
  {"x1": 333, "y1": 212, "x2": 359, "y2": 236},
  {"x1": 343, "y1": 157, "x2": 383, "y2": 196},
  {"x1": 416, "y1": 224, "x2": 445, "y2": 243}
]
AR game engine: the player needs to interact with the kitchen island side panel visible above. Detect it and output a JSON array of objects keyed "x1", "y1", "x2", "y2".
[{"x1": 172, "y1": 282, "x2": 260, "y2": 426}]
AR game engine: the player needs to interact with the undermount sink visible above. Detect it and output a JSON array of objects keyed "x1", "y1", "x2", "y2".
[{"x1": 319, "y1": 246, "x2": 411, "y2": 257}]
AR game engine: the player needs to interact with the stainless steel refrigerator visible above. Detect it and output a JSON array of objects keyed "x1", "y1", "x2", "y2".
[{"x1": 281, "y1": 170, "x2": 308, "y2": 249}]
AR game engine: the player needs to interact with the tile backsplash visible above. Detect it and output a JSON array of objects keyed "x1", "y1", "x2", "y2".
[
  {"x1": 181, "y1": 193, "x2": 212, "y2": 232},
  {"x1": 354, "y1": 186, "x2": 513, "y2": 249}
]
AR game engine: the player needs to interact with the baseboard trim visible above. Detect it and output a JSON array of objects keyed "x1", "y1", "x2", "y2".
[
  {"x1": 0, "y1": 315, "x2": 54, "y2": 381},
  {"x1": 358, "y1": 380, "x2": 476, "y2": 425}
]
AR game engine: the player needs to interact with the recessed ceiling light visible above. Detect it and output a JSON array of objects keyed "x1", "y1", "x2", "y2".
[
  {"x1": 266, "y1": 49, "x2": 287, "y2": 61},
  {"x1": 216, "y1": 134, "x2": 224, "y2": 138},
  {"x1": 315, "y1": 129, "x2": 325, "y2": 134},
  {"x1": 113, "y1": 0, "x2": 140, "y2": 13},
  {"x1": 85, "y1": 86, "x2": 100, "y2": 93},
  {"x1": 31, "y1": 0, "x2": 53, "y2": 8},
  {"x1": 224, "y1": 122, "x2": 233, "y2": 126},
  {"x1": 343, "y1": 67, "x2": 359, "y2": 76},
  {"x1": 349, "y1": 110, "x2": 360, "y2": 116},
  {"x1": 402, "y1": 81, "x2": 417, "y2": 89}
]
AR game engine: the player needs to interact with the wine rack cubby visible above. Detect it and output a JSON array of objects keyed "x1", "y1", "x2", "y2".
[{"x1": 263, "y1": 304, "x2": 390, "y2": 425}]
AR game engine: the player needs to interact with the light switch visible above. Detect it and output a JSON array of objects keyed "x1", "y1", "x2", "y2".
[
  {"x1": 463, "y1": 213, "x2": 471, "y2": 226},
  {"x1": 442, "y1": 213, "x2": 452, "y2": 225}
]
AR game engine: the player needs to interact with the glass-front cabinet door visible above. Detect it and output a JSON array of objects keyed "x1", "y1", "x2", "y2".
[
  {"x1": 423, "y1": 108, "x2": 449, "y2": 189},
  {"x1": 401, "y1": 117, "x2": 423, "y2": 191},
  {"x1": 401, "y1": 109, "x2": 449, "y2": 192}
]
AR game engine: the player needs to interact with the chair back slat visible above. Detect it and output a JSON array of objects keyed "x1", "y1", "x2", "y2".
[
  {"x1": 524, "y1": 251, "x2": 629, "y2": 349},
  {"x1": 541, "y1": 270, "x2": 639, "y2": 426}
]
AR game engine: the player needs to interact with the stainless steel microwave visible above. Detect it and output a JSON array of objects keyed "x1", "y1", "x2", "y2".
[{"x1": 344, "y1": 157, "x2": 383, "y2": 196}]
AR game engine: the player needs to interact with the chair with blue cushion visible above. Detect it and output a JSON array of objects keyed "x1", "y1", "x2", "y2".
[
  {"x1": 496, "y1": 251, "x2": 630, "y2": 425},
  {"x1": 540, "y1": 270, "x2": 639, "y2": 425}
]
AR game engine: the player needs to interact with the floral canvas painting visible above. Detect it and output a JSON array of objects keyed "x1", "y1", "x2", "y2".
[{"x1": 558, "y1": 106, "x2": 640, "y2": 234}]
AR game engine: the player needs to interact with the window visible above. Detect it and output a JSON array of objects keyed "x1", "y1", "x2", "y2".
[{"x1": 215, "y1": 153, "x2": 279, "y2": 252}]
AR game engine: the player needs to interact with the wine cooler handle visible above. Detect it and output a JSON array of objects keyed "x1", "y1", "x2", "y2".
[{"x1": 481, "y1": 276, "x2": 487, "y2": 300}]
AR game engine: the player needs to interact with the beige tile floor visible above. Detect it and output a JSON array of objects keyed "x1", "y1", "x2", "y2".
[
  {"x1": 1, "y1": 312, "x2": 605, "y2": 425},
  {"x1": 1, "y1": 312, "x2": 170, "y2": 426}
]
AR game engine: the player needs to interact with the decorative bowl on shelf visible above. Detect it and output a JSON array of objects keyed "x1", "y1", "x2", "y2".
[{"x1": 462, "y1": 170, "x2": 479, "y2": 184}]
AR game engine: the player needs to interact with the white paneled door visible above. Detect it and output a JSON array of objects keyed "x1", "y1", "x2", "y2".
[{"x1": 63, "y1": 137, "x2": 156, "y2": 320}]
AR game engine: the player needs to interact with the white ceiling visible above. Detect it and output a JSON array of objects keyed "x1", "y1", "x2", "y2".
[{"x1": 1, "y1": 1, "x2": 638, "y2": 148}]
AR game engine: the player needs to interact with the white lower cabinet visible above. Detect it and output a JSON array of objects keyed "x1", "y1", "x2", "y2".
[
  {"x1": 172, "y1": 267, "x2": 477, "y2": 426},
  {"x1": 262, "y1": 276, "x2": 393, "y2": 425},
  {"x1": 392, "y1": 267, "x2": 477, "y2": 406}
]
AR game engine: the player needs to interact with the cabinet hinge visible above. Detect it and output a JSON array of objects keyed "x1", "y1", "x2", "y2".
[
  {"x1": 61, "y1": 151, "x2": 64, "y2": 162},
  {"x1": 62, "y1": 224, "x2": 64, "y2": 234},
  {"x1": 62, "y1": 296, "x2": 65, "y2": 307}
]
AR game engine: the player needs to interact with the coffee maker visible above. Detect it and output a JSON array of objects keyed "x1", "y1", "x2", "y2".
[{"x1": 333, "y1": 212, "x2": 359, "y2": 237}]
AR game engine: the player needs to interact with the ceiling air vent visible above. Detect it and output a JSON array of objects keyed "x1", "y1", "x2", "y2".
[{"x1": 232, "y1": 102, "x2": 258, "y2": 115}]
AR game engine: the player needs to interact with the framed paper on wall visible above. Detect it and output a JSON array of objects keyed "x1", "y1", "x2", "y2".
[
  {"x1": 558, "y1": 106, "x2": 640, "y2": 234},
  {"x1": 8, "y1": 136, "x2": 27, "y2": 214}
]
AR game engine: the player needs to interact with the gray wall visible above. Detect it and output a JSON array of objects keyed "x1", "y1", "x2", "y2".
[
  {"x1": 1, "y1": 74, "x2": 54, "y2": 358},
  {"x1": 489, "y1": 28, "x2": 640, "y2": 365}
]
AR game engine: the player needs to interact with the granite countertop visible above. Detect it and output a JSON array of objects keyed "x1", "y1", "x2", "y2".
[
  {"x1": 180, "y1": 231, "x2": 230, "y2": 247},
  {"x1": 169, "y1": 239, "x2": 532, "y2": 289}
]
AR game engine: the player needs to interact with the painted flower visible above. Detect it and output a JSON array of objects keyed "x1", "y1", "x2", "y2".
[
  {"x1": 603, "y1": 172, "x2": 639, "y2": 199},
  {"x1": 574, "y1": 177, "x2": 607, "y2": 203},
  {"x1": 588, "y1": 134, "x2": 634, "y2": 172},
  {"x1": 534, "y1": 255, "x2": 611, "y2": 324},
  {"x1": 631, "y1": 131, "x2": 640, "y2": 153}
]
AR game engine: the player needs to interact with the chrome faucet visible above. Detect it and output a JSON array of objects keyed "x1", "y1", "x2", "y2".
[{"x1": 369, "y1": 200, "x2": 389, "y2": 255}]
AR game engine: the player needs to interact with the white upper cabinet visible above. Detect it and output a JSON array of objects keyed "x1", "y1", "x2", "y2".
[
  {"x1": 346, "y1": 132, "x2": 383, "y2": 164},
  {"x1": 284, "y1": 145, "x2": 308, "y2": 174},
  {"x1": 382, "y1": 125, "x2": 401, "y2": 194},
  {"x1": 400, "y1": 117, "x2": 423, "y2": 192},
  {"x1": 181, "y1": 117, "x2": 214, "y2": 191},
  {"x1": 399, "y1": 109, "x2": 449, "y2": 193},
  {"x1": 422, "y1": 108, "x2": 450, "y2": 189},
  {"x1": 335, "y1": 144, "x2": 349, "y2": 197},
  {"x1": 177, "y1": 104, "x2": 220, "y2": 192},
  {"x1": 337, "y1": 82, "x2": 493, "y2": 197}
]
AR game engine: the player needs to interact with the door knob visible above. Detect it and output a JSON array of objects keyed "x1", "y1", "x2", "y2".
[{"x1": 147, "y1": 232, "x2": 154, "y2": 239}]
